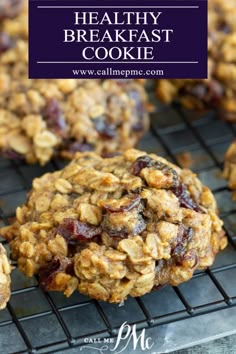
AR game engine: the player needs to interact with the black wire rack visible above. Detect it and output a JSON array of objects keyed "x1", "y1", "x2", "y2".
[{"x1": 0, "y1": 94, "x2": 236, "y2": 354}]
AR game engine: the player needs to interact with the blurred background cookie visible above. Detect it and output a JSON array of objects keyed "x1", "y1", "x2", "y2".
[
  {"x1": 0, "y1": 0, "x2": 23, "y2": 21},
  {"x1": 0, "y1": 1, "x2": 149, "y2": 165},
  {"x1": 0, "y1": 243, "x2": 11, "y2": 310},
  {"x1": 156, "y1": 0, "x2": 236, "y2": 122}
]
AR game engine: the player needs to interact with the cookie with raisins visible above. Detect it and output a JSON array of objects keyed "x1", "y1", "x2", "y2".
[
  {"x1": 1, "y1": 149, "x2": 227, "y2": 303},
  {"x1": 0, "y1": 1, "x2": 149, "y2": 165},
  {"x1": 156, "y1": 0, "x2": 236, "y2": 121},
  {"x1": 223, "y1": 140, "x2": 236, "y2": 199}
]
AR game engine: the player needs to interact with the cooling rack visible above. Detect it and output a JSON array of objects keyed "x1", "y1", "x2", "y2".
[{"x1": 0, "y1": 95, "x2": 236, "y2": 354}]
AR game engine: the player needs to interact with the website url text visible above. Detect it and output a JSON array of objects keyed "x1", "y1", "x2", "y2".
[{"x1": 72, "y1": 67, "x2": 164, "y2": 78}]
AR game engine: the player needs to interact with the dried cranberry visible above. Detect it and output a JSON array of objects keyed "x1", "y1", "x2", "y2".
[
  {"x1": 66, "y1": 141, "x2": 94, "y2": 153},
  {"x1": 93, "y1": 118, "x2": 116, "y2": 139},
  {"x1": 102, "y1": 203, "x2": 146, "y2": 238},
  {"x1": 172, "y1": 226, "x2": 193, "y2": 261},
  {"x1": 38, "y1": 258, "x2": 74, "y2": 291},
  {"x1": 2, "y1": 149, "x2": 24, "y2": 160},
  {"x1": 180, "y1": 80, "x2": 224, "y2": 108},
  {"x1": 132, "y1": 155, "x2": 154, "y2": 176},
  {"x1": 102, "y1": 215, "x2": 146, "y2": 238},
  {"x1": 182, "y1": 250, "x2": 199, "y2": 269},
  {"x1": 101, "y1": 194, "x2": 141, "y2": 213},
  {"x1": 58, "y1": 218, "x2": 102, "y2": 243},
  {"x1": 172, "y1": 183, "x2": 201, "y2": 212},
  {"x1": 152, "y1": 284, "x2": 166, "y2": 291},
  {"x1": 206, "y1": 80, "x2": 224, "y2": 105},
  {"x1": 64, "y1": 261, "x2": 75, "y2": 275},
  {"x1": 43, "y1": 98, "x2": 67, "y2": 137},
  {"x1": 0, "y1": 32, "x2": 13, "y2": 53},
  {"x1": 38, "y1": 259, "x2": 61, "y2": 290},
  {"x1": 132, "y1": 155, "x2": 179, "y2": 186}
]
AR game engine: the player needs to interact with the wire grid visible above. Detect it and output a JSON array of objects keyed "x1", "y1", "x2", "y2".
[{"x1": 0, "y1": 98, "x2": 236, "y2": 353}]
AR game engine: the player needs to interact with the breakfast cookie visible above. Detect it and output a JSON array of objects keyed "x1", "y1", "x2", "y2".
[
  {"x1": 0, "y1": 244, "x2": 11, "y2": 309},
  {"x1": 1, "y1": 149, "x2": 227, "y2": 303},
  {"x1": 156, "y1": 0, "x2": 236, "y2": 121},
  {"x1": 223, "y1": 140, "x2": 236, "y2": 199},
  {"x1": 0, "y1": 1, "x2": 149, "y2": 165}
]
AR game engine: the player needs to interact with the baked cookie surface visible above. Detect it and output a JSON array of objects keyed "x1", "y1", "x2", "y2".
[
  {"x1": 0, "y1": 243, "x2": 11, "y2": 309},
  {"x1": 0, "y1": 2, "x2": 149, "y2": 165},
  {"x1": 223, "y1": 140, "x2": 236, "y2": 199},
  {"x1": 156, "y1": 0, "x2": 236, "y2": 121},
  {"x1": 1, "y1": 149, "x2": 227, "y2": 303}
]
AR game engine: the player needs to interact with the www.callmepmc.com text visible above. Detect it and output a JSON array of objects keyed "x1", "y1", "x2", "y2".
[{"x1": 72, "y1": 67, "x2": 164, "y2": 78}]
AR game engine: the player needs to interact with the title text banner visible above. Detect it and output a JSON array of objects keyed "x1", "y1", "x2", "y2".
[{"x1": 29, "y1": 0, "x2": 207, "y2": 79}]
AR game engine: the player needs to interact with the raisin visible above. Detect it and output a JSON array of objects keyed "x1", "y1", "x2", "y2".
[
  {"x1": 58, "y1": 218, "x2": 102, "y2": 243},
  {"x1": 93, "y1": 118, "x2": 116, "y2": 139},
  {"x1": 172, "y1": 183, "x2": 201, "y2": 212},
  {"x1": 43, "y1": 98, "x2": 67, "y2": 137}
]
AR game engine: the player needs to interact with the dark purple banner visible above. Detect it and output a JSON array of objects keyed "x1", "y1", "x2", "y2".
[{"x1": 29, "y1": 0, "x2": 207, "y2": 79}]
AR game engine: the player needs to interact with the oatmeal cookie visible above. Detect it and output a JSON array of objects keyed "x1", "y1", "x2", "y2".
[
  {"x1": 223, "y1": 140, "x2": 236, "y2": 199},
  {"x1": 1, "y1": 149, "x2": 227, "y2": 303},
  {"x1": 0, "y1": 0, "x2": 23, "y2": 20},
  {"x1": 156, "y1": 0, "x2": 236, "y2": 121},
  {"x1": 0, "y1": 244, "x2": 11, "y2": 309},
  {"x1": 0, "y1": 1, "x2": 149, "y2": 165}
]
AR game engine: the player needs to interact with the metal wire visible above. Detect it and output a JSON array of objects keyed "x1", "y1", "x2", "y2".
[{"x1": 0, "y1": 101, "x2": 236, "y2": 354}]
